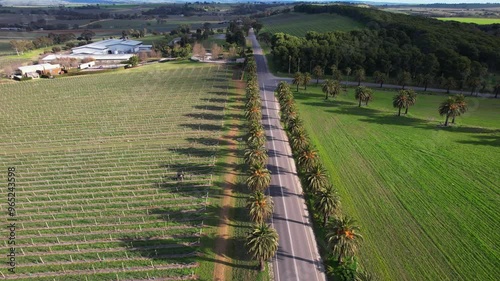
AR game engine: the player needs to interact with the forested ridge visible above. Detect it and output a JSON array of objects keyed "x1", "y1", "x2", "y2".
[{"x1": 270, "y1": 4, "x2": 500, "y2": 92}]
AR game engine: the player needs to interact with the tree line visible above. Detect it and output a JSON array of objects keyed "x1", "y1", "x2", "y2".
[
  {"x1": 297, "y1": 71, "x2": 470, "y2": 126},
  {"x1": 274, "y1": 80, "x2": 370, "y2": 280},
  {"x1": 270, "y1": 4, "x2": 500, "y2": 94},
  {"x1": 242, "y1": 58, "x2": 279, "y2": 272}
]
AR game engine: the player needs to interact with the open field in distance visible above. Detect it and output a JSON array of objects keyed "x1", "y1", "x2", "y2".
[
  {"x1": 436, "y1": 17, "x2": 500, "y2": 24},
  {"x1": 260, "y1": 12, "x2": 364, "y2": 36}
]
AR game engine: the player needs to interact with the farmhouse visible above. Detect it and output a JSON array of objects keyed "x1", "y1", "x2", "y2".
[
  {"x1": 71, "y1": 39, "x2": 152, "y2": 55},
  {"x1": 16, "y1": 64, "x2": 61, "y2": 78}
]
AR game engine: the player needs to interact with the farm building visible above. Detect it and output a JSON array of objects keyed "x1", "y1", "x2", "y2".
[
  {"x1": 16, "y1": 64, "x2": 61, "y2": 77},
  {"x1": 71, "y1": 39, "x2": 152, "y2": 55},
  {"x1": 78, "y1": 61, "x2": 96, "y2": 69}
]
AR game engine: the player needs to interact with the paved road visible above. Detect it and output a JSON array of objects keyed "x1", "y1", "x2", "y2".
[{"x1": 249, "y1": 29, "x2": 327, "y2": 281}]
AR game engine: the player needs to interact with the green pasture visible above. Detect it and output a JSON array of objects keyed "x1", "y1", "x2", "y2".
[
  {"x1": 260, "y1": 12, "x2": 364, "y2": 36},
  {"x1": 436, "y1": 17, "x2": 500, "y2": 25},
  {"x1": 0, "y1": 62, "x2": 234, "y2": 280},
  {"x1": 290, "y1": 85, "x2": 500, "y2": 280}
]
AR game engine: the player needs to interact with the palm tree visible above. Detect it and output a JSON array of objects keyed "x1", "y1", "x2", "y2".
[
  {"x1": 313, "y1": 65, "x2": 323, "y2": 85},
  {"x1": 322, "y1": 79, "x2": 341, "y2": 100},
  {"x1": 246, "y1": 163, "x2": 271, "y2": 191},
  {"x1": 297, "y1": 145, "x2": 319, "y2": 172},
  {"x1": 245, "y1": 95, "x2": 261, "y2": 109},
  {"x1": 246, "y1": 191, "x2": 274, "y2": 224},
  {"x1": 438, "y1": 97, "x2": 460, "y2": 126},
  {"x1": 302, "y1": 72, "x2": 312, "y2": 90},
  {"x1": 244, "y1": 146, "x2": 268, "y2": 166},
  {"x1": 276, "y1": 81, "x2": 291, "y2": 100},
  {"x1": 314, "y1": 185, "x2": 340, "y2": 227},
  {"x1": 287, "y1": 117, "x2": 304, "y2": 136},
  {"x1": 305, "y1": 163, "x2": 329, "y2": 192},
  {"x1": 451, "y1": 94, "x2": 467, "y2": 124},
  {"x1": 326, "y1": 216, "x2": 363, "y2": 263},
  {"x1": 245, "y1": 106, "x2": 262, "y2": 122},
  {"x1": 354, "y1": 86, "x2": 372, "y2": 107},
  {"x1": 404, "y1": 89, "x2": 417, "y2": 115},
  {"x1": 246, "y1": 59, "x2": 257, "y2": 74},
  {"x1": 353, "y1": 68, "x2": 365, "y2": 86},
  {"x1": 246, "y1": 224, "x2": 279, "y2": 271},
  {"x1": 393, "y1": 90, "x2": 408, "y2": 116},
  {"x1": 373, "y1": 71, "x2": 387, "y2": 88},
  {"x1": 293, "y1": 72, "x2": 303, "y2": 92},
  {"x1": 247, "y1": 124, "x2": 266, "y2": 147},
  {"x1": 290, "y1": 128, "x2": 309, "y2": 152}
]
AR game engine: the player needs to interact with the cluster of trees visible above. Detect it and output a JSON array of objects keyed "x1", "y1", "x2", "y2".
[
  {"x1": 243, "y1": 58, "x2": 279, "y2": 271},
  {"x1": 270, "y1": 4, "x2": 500, "y2": 94},
  {"x1": 9, "y1": 32, "x2": 82, "y2": 55},
  {"x1": 275, "y1": 81, "x2": 370, "y2": 280},
  {"x1": 438, "y1": 94, "x2": 468, "y2": 126},
  {"x1": 306, "y1": 71, "x2": 470, "y2": 128},
  {"x1": 226, "y1": 21, "x2": 246, "y2": 47},
  {"x1": 122, "y1": 28, "x2": 148, "y2": 39}
]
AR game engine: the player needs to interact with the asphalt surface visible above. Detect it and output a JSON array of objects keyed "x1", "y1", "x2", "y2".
[{"x1": 249, "y1": 29, "x2": 327, "y2": 281}]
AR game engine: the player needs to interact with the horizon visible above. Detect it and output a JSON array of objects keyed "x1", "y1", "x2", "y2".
[{"x1": 2, "y1": 0, "x2": 500, "y2": 5}]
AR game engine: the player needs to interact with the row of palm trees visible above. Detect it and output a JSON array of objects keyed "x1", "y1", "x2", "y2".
[
  {"x1": 322, "y1": 79, "x2": 467, "y2": 126},
  {"x1": 275, "y1": 81, "x2": 370, "y2": 279},
  {"x1": 242, "y1": 58, "x2": 279, "y2": 272}
]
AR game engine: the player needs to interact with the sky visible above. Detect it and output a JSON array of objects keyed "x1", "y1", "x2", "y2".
[{"x1": 366, "y1": 0, "x2": 500, "y2": 3}]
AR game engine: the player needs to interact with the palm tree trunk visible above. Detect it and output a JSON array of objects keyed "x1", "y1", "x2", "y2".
[
  {"x1": 296, "y1": 84, "x2": 299, "y2": 92},
  {"x1": 380, "y1": 82, "x2": 383, "y2": 88},
  {"x1": 325, "y1": 92, "x2": 328, "y2": 100},
  {"x1": 444, "y1": 114, "x2": 450, "y2": 126},
  {"x1": 398, "y1": 106, "x2": 401, "y2": 116},
  {"x1": 404, "y1": 106, "x2": 409, "y2": 115},
  {"x1": 259, "y1": 259, "x2": 265, "y2": 271},
  {"x1": 358, "y1": 97, "x2": 362, "y2": 107},
  {"x1": 357, "y1": 80, "x2": 361, "y2": 86},
  {"x1": 316, "y1": 78, "x2": 319, "y2": 85},
  {"x1": 424, "y1": 83, "x2": 428, "y2": 91},
  {"x1": 451, "y1": 115, "x2": 456, "y2": 124}
]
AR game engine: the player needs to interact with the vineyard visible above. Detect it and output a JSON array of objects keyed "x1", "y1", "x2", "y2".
[{"x1": 0, "y1": 63, "x2": 232, "y2": 280}]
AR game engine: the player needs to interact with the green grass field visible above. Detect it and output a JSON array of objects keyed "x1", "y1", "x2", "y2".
[
  {"x1": 0, "y1": 62, "x2": 234, "y2": 280},
  {"x1": 436, "y1": 17, "x2": 500, "y2": 25},
  {"x1": 260, "y1": 12, "x2": 364, "y2": 36},
  {"x1": 291, "y1": 85, "x2": 499, "y2": 280}
]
